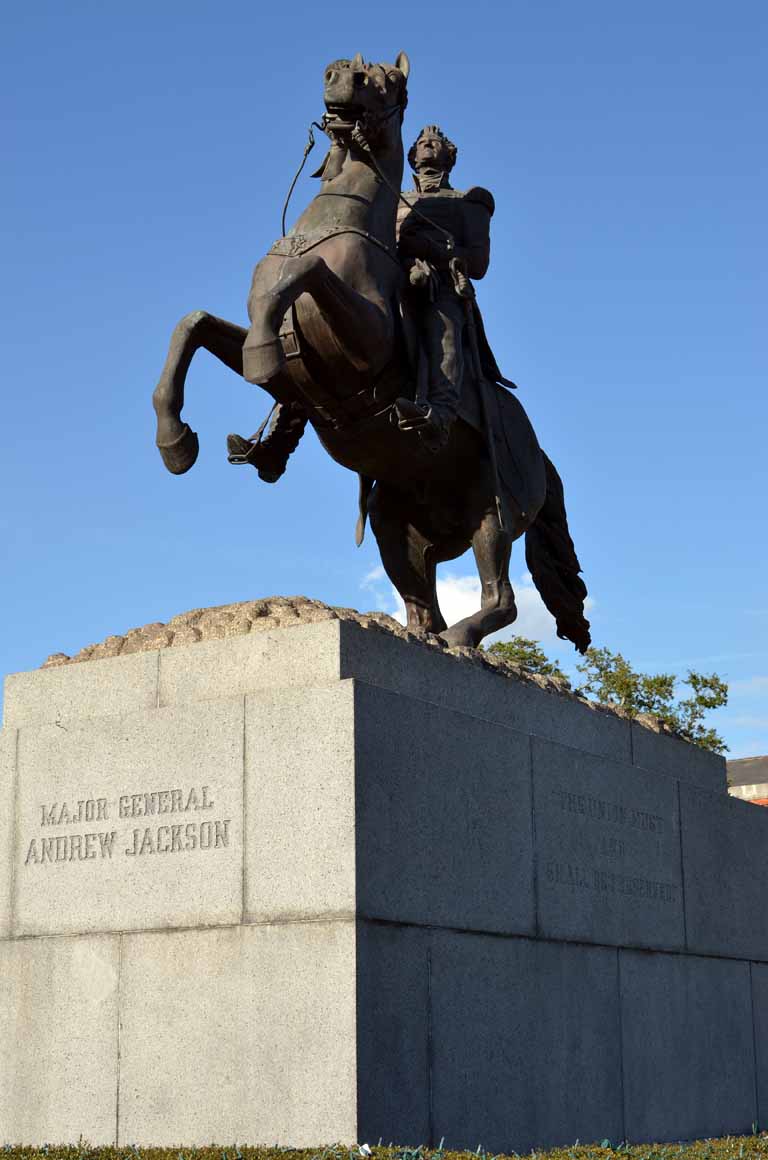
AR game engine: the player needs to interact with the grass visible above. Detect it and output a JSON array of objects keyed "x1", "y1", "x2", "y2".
[{"x1": 4, "y1": 1139, "x2": 768, "y2": 1160}]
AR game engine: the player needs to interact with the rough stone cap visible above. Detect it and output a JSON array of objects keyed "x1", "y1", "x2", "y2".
[{"x1": 40, "y1": 594, "x2": 689, "y2": 745}]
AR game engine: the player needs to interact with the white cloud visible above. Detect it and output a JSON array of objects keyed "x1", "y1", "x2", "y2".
[
  {"x1": 382, "y1": 568, "x2": 592, "y2": 646},
  {"x1": 390, "y1": 590, "x2": 407, "y2": 623},
  {"x1": 360, "y1": 564, "x2": 386, "y2": 591},
  {"x1": 361, "y1": 560, "x2": 594, "y2": 652}
]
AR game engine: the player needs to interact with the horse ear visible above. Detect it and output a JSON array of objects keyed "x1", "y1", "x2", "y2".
[
  {"x1": 395, "y1": 51, "x2": 410, "y2": 79},
  {"x1": 352, "y1": 52, "x2": 364, "y2": 70}
]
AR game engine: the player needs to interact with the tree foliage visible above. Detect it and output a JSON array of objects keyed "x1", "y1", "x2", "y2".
[
  {"x1": 486, "y1": 637, "x2": 569, "y2": 681},
  {"x1": 485, "y1": 638, "x2": 728, "y2": 754}
]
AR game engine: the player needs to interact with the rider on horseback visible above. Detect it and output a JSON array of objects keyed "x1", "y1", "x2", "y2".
[
  {"x1": 155, "y1": 51, "x2": 590, "y2": 654},
  {"x1": 393, "y1": 125, "x2": 503, "y2": 446},
  {"x1": 230, "y1": 124, "x2": 507, "y2": 479}
]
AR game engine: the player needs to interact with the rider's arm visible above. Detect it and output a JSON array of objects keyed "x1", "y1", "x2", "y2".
[
  {"x1": 398, "y1": 188, "x2": 495, "y2": 276},
  {"x1": 453, "y1": 188, "x2": 494, "y2": 280}
]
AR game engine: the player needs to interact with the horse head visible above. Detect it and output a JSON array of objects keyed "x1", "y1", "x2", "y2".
[{"x1": 322, "y1": 51, "x2": 410, "y2": 142}]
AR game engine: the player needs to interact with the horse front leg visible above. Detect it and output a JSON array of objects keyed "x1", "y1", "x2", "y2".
[
  {"x1": 153, "y1": 311, "x2": 247, "y2": 474},
  {"x1": 243, "y1": 253, "x2": 390, "y2": 383}
]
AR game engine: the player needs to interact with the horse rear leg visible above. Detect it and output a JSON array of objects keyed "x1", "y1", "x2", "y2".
[
  {"x1": 153, "y1": 311, "x2": 247, "y2": 474},
  {"x1": 369, "y1": 486, "x2": 446, "y2": 635},
  {"x1": 440, "y1": 507, "x2": 519, "y2": 649}
]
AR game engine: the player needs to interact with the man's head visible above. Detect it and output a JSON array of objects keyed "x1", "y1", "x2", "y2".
[{"x1": 408, "y1": 125, "x2": 457, "y2": 175}]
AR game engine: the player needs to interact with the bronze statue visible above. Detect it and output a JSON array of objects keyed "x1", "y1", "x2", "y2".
[
  {"x1": 152, "y1": 52, "x2": 591, "y2": 651},
  {"x1": 394, "y1": 124, "x2": 510, "y2": 447}
]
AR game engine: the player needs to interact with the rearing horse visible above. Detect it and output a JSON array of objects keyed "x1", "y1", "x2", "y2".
[{"x1": 152, "y1": 52, "x2": 591, "y2": 652}]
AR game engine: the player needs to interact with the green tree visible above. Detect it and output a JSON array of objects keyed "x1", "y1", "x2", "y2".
[
  {"x1": 485, "y1": 638, "x2": 729, "y2": 754},
  {"x1": 486, "y1": 637, "x2": 570, "y2": 683},
  {"x1": 574, "y1": 647, "x2": 728, "y2": 754}
]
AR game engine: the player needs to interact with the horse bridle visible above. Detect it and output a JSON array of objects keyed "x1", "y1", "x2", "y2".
[{"x1": 281, "y1": 96, "x2": 456, "y2": 257}]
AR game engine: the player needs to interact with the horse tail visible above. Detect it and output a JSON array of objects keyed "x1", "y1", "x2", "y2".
[{"x1": 525, "y1": 452, "x2": 591, "y2": 654}]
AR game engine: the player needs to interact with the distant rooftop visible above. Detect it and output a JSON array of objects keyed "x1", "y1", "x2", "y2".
[{"x1": 727, "y1": 755, "x2": 768, "y2": 788}]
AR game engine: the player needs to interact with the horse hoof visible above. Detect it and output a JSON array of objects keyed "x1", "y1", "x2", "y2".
[
  {"x1": 439, "y1": 625, "x2": 479, "y2": 649},
  {"x1": 242, "y1": 337, "x2": 286, "y2": 384},
  {"x1": 157, "y1": 423, "x2": 199, "y2": 475}
]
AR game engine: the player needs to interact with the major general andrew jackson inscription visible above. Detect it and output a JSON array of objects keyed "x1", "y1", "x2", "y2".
[
  {"x1": 24, "y1": 785, "x2": 230, "y2": 865},
  {"x1": 13, "y1": 700, "x2": 244, "y2": 937}
]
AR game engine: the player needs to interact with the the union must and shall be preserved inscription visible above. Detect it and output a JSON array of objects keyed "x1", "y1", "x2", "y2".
[
  {"x1": 532, "y1": 737, "x2": 686, "y2": 951},
  {"x1": 12, "y1": 700, "x2": 244, "y2": 937}
]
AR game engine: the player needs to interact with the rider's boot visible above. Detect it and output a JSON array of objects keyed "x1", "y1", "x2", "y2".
[{"x1": 227, "y1": 401, "x2": 309, "y2": 483}]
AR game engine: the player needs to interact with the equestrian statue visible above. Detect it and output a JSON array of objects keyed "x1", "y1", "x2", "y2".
[{"x1": 152, "y1": 52, "x2": 591, "y2": 652}]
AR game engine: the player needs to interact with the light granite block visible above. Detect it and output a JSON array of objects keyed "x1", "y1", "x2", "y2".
[
  {"x1": 244, "y1": 683, "x2": 356, "y2": 923},
  {"x1": 0, "y1": 729, "x2": 16, "y2": 938},
  {"x1": 430, "y1": 931, "x2": 623, "y2": 1154},
  {"x1": 532, "y1": 737, "x2": 685, "y2": 951},
  {"x1": 632, "y1": 721, "x2": 726, "y2": 793},
  {"x1": 159, "y1": 620, "x2": 344, "y2": 708},
  {"x1": 680, "y1": 784, "x2": 768, "y2": 960},
  {"x1": 118, "y1": 922, "x2": 357, "y2": 1147},
  {"x1": 620, "y1": 949, "x2": 755, "y2": 1142},
  {"x1": 3, "y1": 649, "x2": 159, "y2": 729},
  {"x1": 356, "y1": 920, "x2": 430, "y2": 1144},
  {"x1": 14, "y1": 699, "x2": 244, "y2": 937},
  {"x1": 354, "y1": 682, "x2": 534, "y2": 934},
  {"x1": 0, "y1": 934, "x2": 119, "y2": 1144}
]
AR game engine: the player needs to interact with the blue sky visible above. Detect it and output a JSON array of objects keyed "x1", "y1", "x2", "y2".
[{"x1": 2, "y1": 1, "x2": 766, "y2": 755}]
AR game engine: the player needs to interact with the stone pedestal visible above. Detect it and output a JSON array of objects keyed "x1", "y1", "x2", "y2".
[{"x1": 1, "y1": 611, "x2": 764, "y2": 1152}]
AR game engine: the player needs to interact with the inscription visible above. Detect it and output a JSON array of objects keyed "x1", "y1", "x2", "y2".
[
  {"x1": 596, "y1": 836, "x2": 625, "y2": 860},
  {"x1": 125, "y1": 819, "x2": 230, "y2": 856},
  {"x1": 542, "y1": 779, "x2": 679, "y2": 915},
  {"x1": 552, "y1": 789, "x2": 665, "y2": 834},
  {"x1": 26, "y1": 831, "x2": 117, "y2": 865},
  {"x1": 42, "y1": 799, "x2": 108, "y2": 826},
  {"x1": 40, "y1": 784, "x2": 215, "y2": 826},
  {"x1": 24, "y1": 784, "x2": 230, "y2": 871},
  {"x1": 545, "y1": 861, "x2": 677, "y2": 903}
]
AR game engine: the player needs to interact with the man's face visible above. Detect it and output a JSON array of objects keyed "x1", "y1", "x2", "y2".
[{"x1": 414, "y1": 135, "x2": 450, "y2": 171}]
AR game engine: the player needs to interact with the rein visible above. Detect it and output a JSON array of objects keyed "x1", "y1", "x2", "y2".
[
  {"x1": 280, "y1": 106, "x2": 456, "y2": 254},
  {"x1": 351, "y1": 123, "x2": 457, "y2": 254},
  {"x1": 281, "y1": 121, "x2": 326, "y2": 236}
]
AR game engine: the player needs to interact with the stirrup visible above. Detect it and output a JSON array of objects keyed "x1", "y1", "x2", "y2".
[
  {"x1": 226, "y1": 433, "x2": 286, "y2": 483},
  {"x1": 226, "y1": 433, "x2": 260, "y2": 466},
  {"x1": 395, "y1": 397, "x2": 431, "y2": 431}
]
